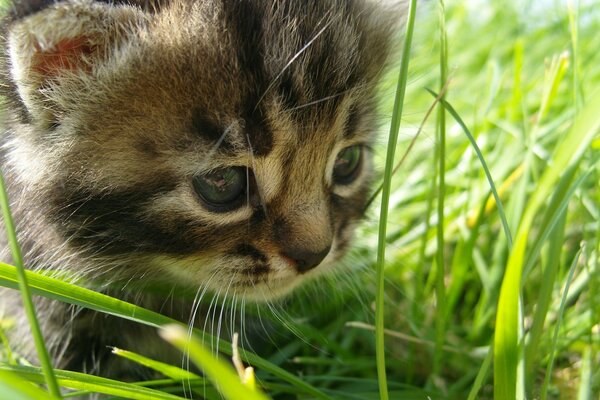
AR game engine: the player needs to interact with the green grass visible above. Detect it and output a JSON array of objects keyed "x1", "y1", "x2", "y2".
[
  {"x1": 374, "y1": 0, "x2": 418, "y2": 398},
  {"x1": 2, "y1": 0, "x2": 600, "y2": 399},
  {"x1": 0, "y1": 163, "x2": 60, "y2": 397}
]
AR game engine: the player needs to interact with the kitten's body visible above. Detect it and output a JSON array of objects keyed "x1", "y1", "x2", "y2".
[{"x1": 0, "y1": 0, "x2": 396, "y2": 379}]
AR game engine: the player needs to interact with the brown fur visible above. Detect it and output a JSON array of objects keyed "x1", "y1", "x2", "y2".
[{"x1": 0, "y1": 0, "x2": 399, "y2": 381}]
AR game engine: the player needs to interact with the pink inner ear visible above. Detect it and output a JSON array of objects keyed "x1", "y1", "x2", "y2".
[{"x1": 32, "y1": 37, "x2": 95, "y2": 77}]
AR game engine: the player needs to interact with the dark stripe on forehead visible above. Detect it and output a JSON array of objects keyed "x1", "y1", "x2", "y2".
[
  {"x1": 222, "y1": 0, "x2": 265, "y2": 71},
  {"x1": 270, "y1": 3, "x2": 362, "y2": 129},
  {"x1": 343, "y1": 103, "x2": 362, "y2": 139},
  {"x1": 222, "y1": 0, "x2": 273, "y2": 157},
  {"x1": 191, "y1": 110, "x2": 222, "y2": 142},
  {"x1": 190, "y1": 109, "x2": 237, "y2": 153},
  {"x1": 279, "y1": 71, "x2": 301, "y2": 111},
  {"x1": 242, "y1": 106, "x2": 273, "y2": 157}
]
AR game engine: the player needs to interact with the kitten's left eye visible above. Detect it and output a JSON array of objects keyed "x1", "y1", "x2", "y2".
[
  {"x1": 193, "y1": 167, "x2": 247, "y2": 212},
  {"x1": 333, "y1": 145, "x2": 362, "y2": 185}
]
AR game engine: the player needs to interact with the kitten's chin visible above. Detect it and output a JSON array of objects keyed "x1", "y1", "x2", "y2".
[
  {"x1": 235, "y1": 278, "x2": 303, "y2": 302},
  {"x1": 149, "y1": 253, "x2": 334, "y2": 302}
]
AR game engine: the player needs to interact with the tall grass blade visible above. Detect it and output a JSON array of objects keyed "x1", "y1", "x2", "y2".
[
  {"x1": 568, "y1": 0, "x2": 583, "y2": 110},
  {"x1": 577, "y1": 345, "x2": 592, "y2": 400},
  {"x1": 540, "y1": 247, "x2": 582, "y2": 400},
  {"x1": 524, "y1": 207, "x2": 566, "y2": 391},
  {"x1": 466, "y1": 348, "x2": 492, "y2": 400},
  {"x1": 494, "y1": 90, "x2": 600, "y2": 399},
  {"x1": 523, "y1": 166, "x2": 592, "y2": 392},
  {"x1": 521, "y1": 166, "x2": 590, "y2": 280},
  {"x1": 427, "y1": 89, "x2": 513, "y2": 248},
  {"x1": 0, "y1": 172, "x2": 61, "y2": 398},
  {"x1": 433, "y1": 0, "x2": 448, "y2": 379},
  {"x1": 538, "y1": 52, "x2": 570, "y2": 124},
  {"x1": 374, "y1": 0, "x2": 418, "y2": 398}
]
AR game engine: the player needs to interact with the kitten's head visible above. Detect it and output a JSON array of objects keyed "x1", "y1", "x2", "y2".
[{"x1": 2, "y1": 0, "x2": 397, "y2": 300}]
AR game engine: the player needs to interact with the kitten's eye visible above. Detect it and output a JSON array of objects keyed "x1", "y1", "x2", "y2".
[
  {"x1": 193, "y1": 167, "x2": 246, "y2": 211},
  {"x1": 333, "y1": 145, "x2": 362, "y2": 185}
]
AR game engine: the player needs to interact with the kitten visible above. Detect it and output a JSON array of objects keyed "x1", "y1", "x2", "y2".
[{"x1": 0, "y1": 0, "x2": 397, "y2": 380}]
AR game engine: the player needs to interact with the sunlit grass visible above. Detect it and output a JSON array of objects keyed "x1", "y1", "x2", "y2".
[{"x1": 1, "y1": 0, "x2": 600, "y2": 399}]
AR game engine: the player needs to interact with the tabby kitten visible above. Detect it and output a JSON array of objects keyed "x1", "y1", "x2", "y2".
[{"x1": 0, "y1": 0, "x2": 397, "y2": 379}]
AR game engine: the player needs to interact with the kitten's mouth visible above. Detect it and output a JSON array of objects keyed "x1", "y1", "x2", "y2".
[
  {"x1": 231, "y1": 274, "x2": 305, "y2": 301},
  {"x1": 154, "y1": 241, "x2": 336, "y2": 301},
  {"x1": 231, "y1": 247, "x2": 335, "y2": 300}
]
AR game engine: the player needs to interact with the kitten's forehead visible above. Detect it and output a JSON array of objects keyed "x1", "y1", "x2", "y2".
[{"x1": 138, "y1": 0, "x2": 385, "y2": 153}]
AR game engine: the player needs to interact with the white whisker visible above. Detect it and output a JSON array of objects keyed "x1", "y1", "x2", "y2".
[{"x1": 255, "y1": 14, "x2": 336, "y2": 108}]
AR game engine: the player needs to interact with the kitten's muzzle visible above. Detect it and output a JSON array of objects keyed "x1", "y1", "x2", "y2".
[{"x1": 281, "y1": 243, "x2": 331, "y2": 273}]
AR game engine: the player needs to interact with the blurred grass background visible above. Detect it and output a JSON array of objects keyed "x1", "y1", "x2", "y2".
[{"x1": 1, "y1": 0, "x2": 600, "y2": 399}]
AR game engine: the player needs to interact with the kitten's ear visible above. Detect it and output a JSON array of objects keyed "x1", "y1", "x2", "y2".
[{"x1": 7, "y1": 1, "x2": 147, "y2": 123}]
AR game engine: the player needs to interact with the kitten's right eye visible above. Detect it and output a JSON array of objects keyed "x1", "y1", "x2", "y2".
[
  {"x1": 193, "y1": 167, "x2": 247, "y2": 212},
  {"x1": 333, "y1": 145, "x2": 362, "y2": 185}
]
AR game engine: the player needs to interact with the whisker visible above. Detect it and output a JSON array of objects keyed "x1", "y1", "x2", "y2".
[
  {"x1": 215, "y1": 273, "x2": 236, "y2": 356},
  {"x1": 184, "y1": 269, "x2": 219, "y2": 398},
  {"x1": 254, "y1": 13, "x2": 336, "y2": 108},
  {"x1": 287, "y1": 91, "x2": 348, "y2": 111},
  {"x1": 182, "y1": 285, "x2": 203, "y2": 400}
]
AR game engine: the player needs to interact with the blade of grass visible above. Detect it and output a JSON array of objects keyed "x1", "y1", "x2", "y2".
[
  {"x1": 445, "y1": 194, "x2": 487, "y2": 325},
  {"x1": 523, "y1": 166, "x2": 592, "y2": 392},
  {"x1": 540, "y1": 247, "x2": 582, "y2": 400},
  {"x1": 509, "y1": 39, "x2": 524, "y2": 122},
  {"x1": 374, "y1": 0, "x2": 418, "y2": 399},
  {"x1": 433, "y1": 0, "x2": 448, "y2": 378},
  {"x1": 524, "y1": 206, "x2": 566, "y2": 391},
  {"x1": 0, "y1": 263, "x2": 330, "y2": 399},
  {"x1": 0, "y1": 368, "x2": 55, "y2": 400},
  {"x1": 368, "y1": 85, "x2": 449, "y2": 384},
  {"x1": 426, "y1": 89, "x2": 513, "y2": 248},
  {"x1": 160, "y1": 325, "x2": 270, "y2": 400},
  {"x1": 0, "y1": 318, "x2": 15, "y2": 364},
  {"x1": 577, "y1": 344, "x2": 592, "y2": 400},
  {"x1": 466, "y1": 348, "x2": 493, "y2": 400},
  {"x1": 64, "y1": 379, "x2": 216, "y2": 400},
  {"x1": 0, "y1": 172, "x2": 61, "y2": 398},
  {"x1": 365, "y1": 82, "x2": 448, "y2": 210},
  {"x1": 582, "y1": 166, "x2": 600, "y2": 400},
  {"x1": 568, "y1": 0, "x2": 583, "y2": 111},
  {"x1": 538, "y1": 52, "x2": 570, "y2": 124},
  {"x1": 111, "y1": 347, "x2": 202, "y2": 381},
  {"x1": 1, "y1": 364, "x2": 185, "y2": 400},
  {"x1": 346, "y1": 321, "x2": 484, "y2": 357},
  {"x1": 521, "y1": 165, "x2": 590, "y2": 280},
  {"x1": 494, "y1": 90, "x2": 600, "y2": 400}
]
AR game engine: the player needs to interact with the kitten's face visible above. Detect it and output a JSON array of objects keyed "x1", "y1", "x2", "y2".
[{"x1": 3, "y1": 0, "x2": 394, "y2": 300}]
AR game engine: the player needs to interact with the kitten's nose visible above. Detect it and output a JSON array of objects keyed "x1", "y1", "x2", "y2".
[{"x1": 282, "y1": 244, "x2": 331, "y2": 273}]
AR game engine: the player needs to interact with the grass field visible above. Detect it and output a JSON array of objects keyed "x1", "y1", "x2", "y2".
[{"x1": 1, "y1": 0, "x2": 600, "y2": 399}]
